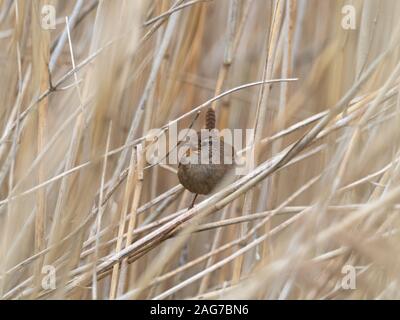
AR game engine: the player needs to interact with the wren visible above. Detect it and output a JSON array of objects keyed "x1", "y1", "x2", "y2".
[{"x1": 177, "y1": 108, "x2": 235, "y2": 207}]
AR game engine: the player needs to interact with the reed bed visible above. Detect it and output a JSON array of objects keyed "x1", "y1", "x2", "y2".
[{"x1": 1, "y1": 0, "x2": 400, "y2": 299}]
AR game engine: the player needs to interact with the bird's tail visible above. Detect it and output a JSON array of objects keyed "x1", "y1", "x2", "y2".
[{"x1": 205, "y1": 108, "x2": 216, "y2": 130}]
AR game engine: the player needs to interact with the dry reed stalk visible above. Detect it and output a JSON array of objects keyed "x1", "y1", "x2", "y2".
[
  {"x1": 31, "y1": 0, "x2": 51, "y2": 298},
  {"x1": 117, "y1": 144, "x2": 144, "y2": 296},
  {"x1": 108, "y1": 146, "x2": 136, "y2": 299}
]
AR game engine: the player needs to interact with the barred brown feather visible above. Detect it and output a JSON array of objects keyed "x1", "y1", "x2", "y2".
[{"x1": 205, "y1": 108, "x2": 216, "y2": 130}]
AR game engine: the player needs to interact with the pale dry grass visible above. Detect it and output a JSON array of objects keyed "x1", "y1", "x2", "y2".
[{"x1": 1, "y1": 0, "x2": 400, "y2": 300}]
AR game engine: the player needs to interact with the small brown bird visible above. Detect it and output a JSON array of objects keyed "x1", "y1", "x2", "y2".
[{"x1": 177, "y1": 108, "x2": 235, "y2": 208}]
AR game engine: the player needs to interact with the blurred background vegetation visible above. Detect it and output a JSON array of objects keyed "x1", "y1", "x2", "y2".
[{"x1": 1, "y1": 0, "x2": 400, "y2": 299}]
